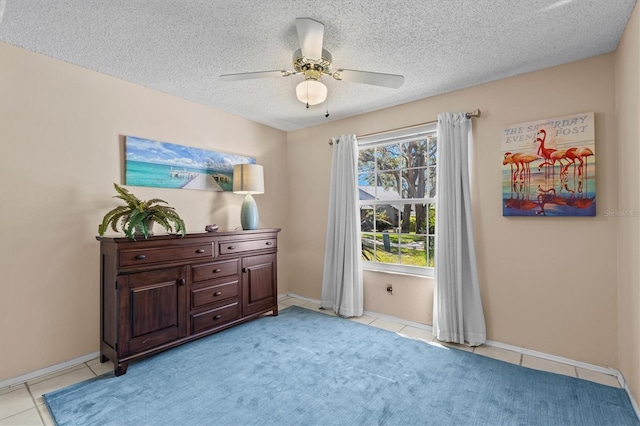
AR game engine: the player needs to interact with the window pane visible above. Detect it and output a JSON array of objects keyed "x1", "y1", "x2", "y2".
[
  {"x1": 405, "y1": 203, "x2": 427, "y2": 234},
  {"x1": 427, "y1": 204, "x2": 436, "y2": 235},
  {"x1": 358, "y1": 148, "x2": 375, "y2": 173},
  {"x1": 361, "y1": 232, "x2": 376, "y2": 261},
  {"x1": 396, "y1": 204, "x2": 413, "y2": 233},
  {"x1": 375, "y1": 231, "x2": 400, "y2": 264},
  {"x1": 360, "y1": 206, "x2": 374, "y2": 232},
  {"x1": 375, "y1": 172, "x2": 401, "y2": 199},
  {"x1": 376, "y1": 144, "x2": 401, "y2": 171},
  {"x1": 374, "y1": 204, "x2": 399, "y2": 232},
  {"x1": 427, "y1": 166, "x2": 436, "y2": 197},
  {"x1": 427, "y1": 137, "x2": 437, "y2": 166},
  {"x1": 402, "y1": 167, "x2": 429, "y2": 199},
  {"x1": 402, "y1": 139, "x2": 428, "y2": 169},
  {"x1": 400, "y1": 235, "x2": 427, "y2": 267},
  {"x1": 427, "y1": 236, "x2": 435, "y2": 267},
  {"x1": 358, "y1": 173, "x2": 376, "y2": 201}
]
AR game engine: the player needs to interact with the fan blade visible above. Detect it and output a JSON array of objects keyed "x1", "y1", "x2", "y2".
[
  {"x1": 220, "y1": 70, "x2": 290, "y2": 81},
  {"x1": 334, "y1": 69, "x2": 404, "y2": 89},
  {"x1": 295, "y1": 17, "x2": 324, "y2": 59}
]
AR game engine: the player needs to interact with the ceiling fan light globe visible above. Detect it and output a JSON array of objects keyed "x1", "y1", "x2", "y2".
[{"x1": 296, "y1": 80, "x2": 327, "y2": 105}]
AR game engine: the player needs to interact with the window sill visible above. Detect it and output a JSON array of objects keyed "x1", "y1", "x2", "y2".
[{"x1": 361, "y1": 263, "x2": 434, "y2": 279}]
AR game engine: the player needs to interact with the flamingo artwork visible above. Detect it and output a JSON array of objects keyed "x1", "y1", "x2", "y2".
[
  {"x1": 503, "y1": 152, "x2": 519, "y2": 189},
  {"x1": 535, "y1": 129, "x2": 553, "y2": 158},
  {"x1": 535, "y1": 128, "x2": 569, "y2": 180},
  {"x1": 560, "y1": 146, "x2": 595, "y2": 195},
  {"x1": 575, "y1": 147, "x2": 594, "y2": 177},
  {"x1": 504, "y1": 152, "x2": 541, "y2": 182},
  {"x1": 503, "y1": 151, "x2": 541, "y2": 196},
  {"x1": 501, "y1": 113, "x2": 596, "y2": 216},
  {"x1": 515, "y1": 153, "x2": 540, "y2": 182},
  {"x1": 562, "y1": 147, "x2": 579, "y2": 178}
]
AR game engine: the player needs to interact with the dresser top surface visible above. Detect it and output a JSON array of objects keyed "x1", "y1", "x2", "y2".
[{"x1": 96, "y1": 228, "x2": 281, "y2": 243}]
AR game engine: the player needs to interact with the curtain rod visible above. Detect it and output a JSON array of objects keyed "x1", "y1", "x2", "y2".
[{"x1": 328, "y1": 109, "x2": 481, "y2": 145}]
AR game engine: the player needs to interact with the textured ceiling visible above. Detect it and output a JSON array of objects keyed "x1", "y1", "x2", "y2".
[{"x1": 0, "y1": 0, "x2": 636, "y2": 131}]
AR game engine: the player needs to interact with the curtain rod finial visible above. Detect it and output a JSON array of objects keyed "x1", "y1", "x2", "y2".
[{"x1": 466, "y1": 109, "x2": 481, "y2": 119}]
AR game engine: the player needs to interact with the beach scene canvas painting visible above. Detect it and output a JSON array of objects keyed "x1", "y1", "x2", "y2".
[
  {"x1": 502, "y1": 112, "x2": 596, "y2": 216},
  {"x1": 125, "y1": 136, "x2": 255, "y2": 191}
]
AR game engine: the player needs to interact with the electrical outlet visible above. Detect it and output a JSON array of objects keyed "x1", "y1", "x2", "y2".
[{"x1": 386, "y1": 284, "x2": 393, "y2": 294}]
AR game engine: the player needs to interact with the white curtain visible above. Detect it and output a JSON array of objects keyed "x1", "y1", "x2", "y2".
[
  {"x1": 433, "y1": 113, "x2": 486, "y2": 346},
  {"x1": 321, "y1": 134, "x2": 363, "y2": 317}
]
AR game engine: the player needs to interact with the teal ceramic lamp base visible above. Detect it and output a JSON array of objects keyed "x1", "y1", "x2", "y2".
[
  {"x1": 240, "y1": 193, "x2": 259, "y2": 230},
  {"x1": 233, "y1": 163, "x2": 264, "y2": 231}
]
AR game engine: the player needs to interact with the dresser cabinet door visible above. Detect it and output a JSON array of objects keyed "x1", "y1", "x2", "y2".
[
  {"x1": 119, "y1": 266, "x2": 187, "y2": 356},
  {"x1": 242, "y1": 254, "x2": 277, "y2": 316}
]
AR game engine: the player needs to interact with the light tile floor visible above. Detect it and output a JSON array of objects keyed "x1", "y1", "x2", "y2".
[{"x1": 0, "y1": 295, "x2": 622, "y2": 424}]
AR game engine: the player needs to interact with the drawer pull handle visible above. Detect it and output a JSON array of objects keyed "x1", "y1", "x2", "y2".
[
  {"x1": 265, "y1": 241, "x2": 273, "y2": 245},
  {"x1": 227, "y1": 246, "x2": 235, "y2": 250},
  {"x1": 214, "y1": 291, "x2": 222, "y2": 296},
  {"x1": 178, "y1": 278, "x2": 186, "y2": 286},
  {"x1": 214, "y1": 315, "x2": 222, "y2": 320},
  {"x1": 134, "y1": 254, "x2": 146, "y2": 260},
  {"x1": 213, "y1": 268, "x2": 222, "y2": 273},
  {"x1": 195, "y1": 249, "x2": 205, "y2": 253}
]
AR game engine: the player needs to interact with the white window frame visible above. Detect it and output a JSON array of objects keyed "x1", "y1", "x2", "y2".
[{"x1": 358, "y1": 124, "x2": 437, "y2": 278}]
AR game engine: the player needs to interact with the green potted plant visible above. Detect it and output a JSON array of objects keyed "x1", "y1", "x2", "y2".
[{"x1": 98, "y1": 183, "x2": 186, "y2": 239}]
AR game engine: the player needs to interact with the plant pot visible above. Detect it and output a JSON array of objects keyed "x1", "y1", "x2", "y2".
[{"x1": 134, "y1": 220, "x2": 154, "y2": 236}]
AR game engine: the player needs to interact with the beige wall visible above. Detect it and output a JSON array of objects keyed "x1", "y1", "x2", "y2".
[
  {"x1": 288, "y1": 53, "x2": 619, "y2": 368},
  {"x1": 0, "y1": 42, "x2": 288, "y2": 381},
  {"x1": 615, "y1": 2, "x2": 640, "y2": 408},
  {"x1": 362, "y1": 272, "x2": 433, "y2": 324}
]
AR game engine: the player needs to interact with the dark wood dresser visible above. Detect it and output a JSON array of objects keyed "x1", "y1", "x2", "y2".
[{"x1": 97, "y1": 228, "x2": 280, "y2": 376}]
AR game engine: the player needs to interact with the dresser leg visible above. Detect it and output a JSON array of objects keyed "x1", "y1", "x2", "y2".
[
  {"x1": 100, "y1": 354, "x2": 109, "y2": 363},
  {"x1": 272, "y1": 306, "x2": 278, "y2": 316},
  {"x1": 115, "y1": 363, "x2": 128, "y2": 376}
]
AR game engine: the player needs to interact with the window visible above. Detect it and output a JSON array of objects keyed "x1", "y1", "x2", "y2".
[{"x1": 358, "y1": 124, "x2": 437, "y2": 276}]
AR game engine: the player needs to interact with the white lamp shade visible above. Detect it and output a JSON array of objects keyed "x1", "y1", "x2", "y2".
[
  {"x1": 233, "y1": 164, "x2": 264, "y2": 194},
  {"x1": 296, "y1": 80, "x2": 327, "y2": 106}
]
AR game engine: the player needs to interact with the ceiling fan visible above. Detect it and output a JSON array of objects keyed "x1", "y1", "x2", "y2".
[{"x1": 220, "y1": 18, "x2": 405, "y2": 108}]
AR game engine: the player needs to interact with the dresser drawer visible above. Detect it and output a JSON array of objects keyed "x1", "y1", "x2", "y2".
[
  {"x1": 191, "y1": 280, "x2": 239, "y2": 309},
  {"x1": 218, "y1": 238, "x2": 276, "y2": 255},
  {"x1": 192, "y1": 259, "x2": 238, "y2": 282},
  {"x1": 119, "y1": 244, "x2": 213, "y2": 267},
  {"x1": 191, "y1": 302, "x2": 240, "y2": 334}
]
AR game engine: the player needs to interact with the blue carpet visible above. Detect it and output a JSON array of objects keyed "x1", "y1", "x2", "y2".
[{"x1": 44, "y1": 306, "x2": 639, "y2": 425}]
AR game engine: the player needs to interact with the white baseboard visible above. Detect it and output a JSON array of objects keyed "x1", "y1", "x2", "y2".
[
  {"x1": 286, "y1": 291, "x2": 638, "y2": 419},
  {"x1": 627, "y1": 385, "x2": 640, "y2": 421},
  {"x1": 282, "y1": 292, "x2": 318, "y2": 304},
  {"x1": 485, "y1": 339, "x2": 623, "y2": 380},
  {"x1": 0, "y1": 351, "x2": 100, "y2": 390}
]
